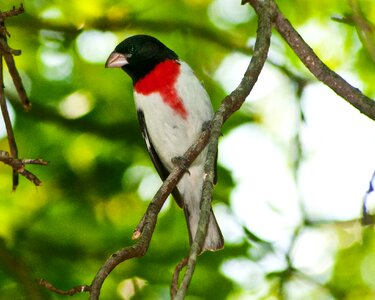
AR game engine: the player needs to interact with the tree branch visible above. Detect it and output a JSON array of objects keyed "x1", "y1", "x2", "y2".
[
  {"x1": 87, "y1": 127, "x2": 212, "y2": 299},
  {"x1": 0, "y1": 53, "x2": 19, "y2": 189},
  {"x1": 0, "y1": 151, "x2": 48, "y2": 186},
  {"x1": 2, "y1": 52, "x2": 30, "y2": 109},
  {"x1": 38, "y1": 279, "x2": 90, "y2": 296},
  {"x1": 171, "y1": 256, "x2": 188, "y2": 299},
  {"x1": 0, "y1": 4, "x2": 25, "y2": 19},
  {"x1": 267, "y1": 0, "x2": 375, "y2": 121},
  {"x1": 0, "y1": 5, "x2": 46, "y2": 190},
  {"x1": 0, "y1": 4, "x2": 29, "y2": 110}
]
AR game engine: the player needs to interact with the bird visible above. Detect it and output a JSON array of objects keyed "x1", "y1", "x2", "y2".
[{"x1": 105, "y1": 34, "x2": 224, "y2": 252}]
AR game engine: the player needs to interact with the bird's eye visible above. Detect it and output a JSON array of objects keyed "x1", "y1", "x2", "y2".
[{"x1": 128, "y1": 45, "x2": 136, "y2": 54}]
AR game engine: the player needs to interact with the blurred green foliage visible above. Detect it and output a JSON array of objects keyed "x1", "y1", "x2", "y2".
[{"x1": 0, "y1": 0, "x2": 374, "y2": 299}]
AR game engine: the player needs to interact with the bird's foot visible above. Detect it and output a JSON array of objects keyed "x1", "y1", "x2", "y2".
[
  {"x1": 172, "y1": 156, "x2": 190, "y2": 175},
  {"x1": 201, "y1": 120, "x2": 212, "y2": 132}
]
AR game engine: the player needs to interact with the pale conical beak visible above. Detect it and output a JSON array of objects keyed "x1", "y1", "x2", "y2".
[{"x1": 105, "y1": 52, "x2": 129, "y2": 68}]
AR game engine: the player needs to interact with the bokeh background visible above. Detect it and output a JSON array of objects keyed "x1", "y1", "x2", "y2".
[{"x1": 1, "y1": 0, "x2": 375, "y2": 299}]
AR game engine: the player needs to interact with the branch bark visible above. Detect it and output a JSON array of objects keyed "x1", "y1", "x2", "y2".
[
  {"x1": 0, "y1": 53, "x2": 19, "y2": 188},
  {"x1": 88, "y1": 129, "x2": 212, "y2": 300},
  {"x1": 38, "y1": 279, "x2": 90, "y2": 296},
  {"x1": 0, "y1": 5, "x2": 46, "y2": 190},
  {"x1": 0, "y1": 151, "x2": 48, "y2": 186},
  {"x1": 267, "y1": 0, "x2": 375, "y2": 120}
]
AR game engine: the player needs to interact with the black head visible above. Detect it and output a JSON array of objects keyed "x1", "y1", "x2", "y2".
[{"x1": 105, "y1": 35, "x2": 178, "y2": 83}]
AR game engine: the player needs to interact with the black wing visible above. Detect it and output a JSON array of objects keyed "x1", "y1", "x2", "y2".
[{"x1": 137, "y1": 109, "x2": 184, "y2": 207}]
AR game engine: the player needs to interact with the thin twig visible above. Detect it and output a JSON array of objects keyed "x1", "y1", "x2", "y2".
[
  {"x1": 0, "y1": 4, "x2": 45, "y2": 189},
  {"x1": 0, "y1": 48, "x2": 19, "y2": 189},
  {"x1": 0, "y1": 8, "x2": 30, "y2": 110},
  {"x1": 0, "y1": 151, "x2": 48, "y2": 186},
  {"x1": 171, "y1": 256, "x2": 188, "y2": 299},
  {"x1": 3, "y1": 52, "x2": 30, "y2": 110},
  {"x1": 0, "y1": 4, "x2": 25, "y2": 19},
  {"x1": 268, "y1": 0, "x2": 375, "y2": 121},
  {"x1": 38, "y1": 279, "x2": 90, "y2": 296},
  {"x1": 0, "y1": 38, "x2": 21, "y2": 55}
]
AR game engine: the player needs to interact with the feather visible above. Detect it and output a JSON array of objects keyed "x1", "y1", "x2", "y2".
[{"x1": 137, "y1": 109, "x2": 184, "y2": 207}]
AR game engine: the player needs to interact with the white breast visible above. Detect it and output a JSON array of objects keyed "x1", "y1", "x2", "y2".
[{"x1": 134, "y1": 61, "x2": 213, "y2": 171}]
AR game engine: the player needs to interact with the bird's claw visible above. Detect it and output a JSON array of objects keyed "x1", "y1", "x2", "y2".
[
  {"x1": 201, "y1": 120, "x2": 212, "y2": 132},
  {"x1": 172, "y1": 156, "x2": 190, "y2": 175}
]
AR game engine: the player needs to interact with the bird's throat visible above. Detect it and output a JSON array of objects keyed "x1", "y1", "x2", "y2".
[{"x1": 134, "y1": 60, "x2": 188, "y2": 119}]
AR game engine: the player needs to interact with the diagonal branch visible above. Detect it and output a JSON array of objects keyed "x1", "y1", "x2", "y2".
[
  {"x1": 88, "y1": 129, "x2": 212, "y2": 300},
  {"x1": 2, "y1": 52, "x2": 31, "y2": 109},
  {"x1": 267, "y1": 0, "x2": 375, "y2": 121}
]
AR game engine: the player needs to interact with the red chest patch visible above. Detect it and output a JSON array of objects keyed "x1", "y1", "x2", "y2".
[{"x1": 134, "y1": 60, "x2": 188, "y2": 119}]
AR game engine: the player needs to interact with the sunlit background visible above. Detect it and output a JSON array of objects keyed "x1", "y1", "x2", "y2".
[{"x1": 1, "y1": 0, "x2": 375, "y2": 299}]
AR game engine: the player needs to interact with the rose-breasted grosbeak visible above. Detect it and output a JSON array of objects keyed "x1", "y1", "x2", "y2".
[{"x1": 105, "y1": 35, "x2": 224, "y2": 251}]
